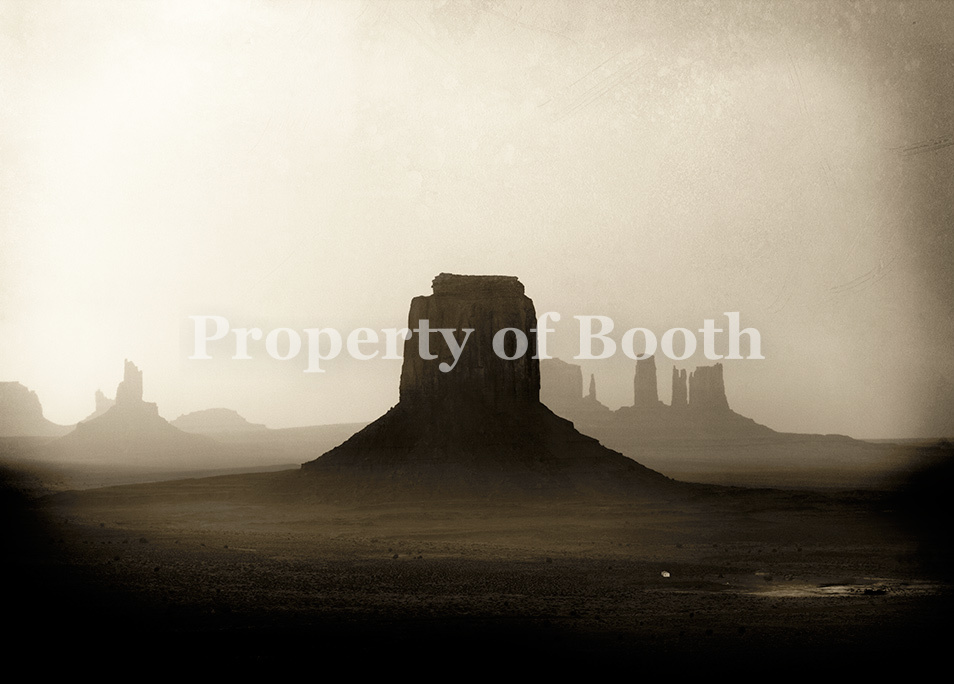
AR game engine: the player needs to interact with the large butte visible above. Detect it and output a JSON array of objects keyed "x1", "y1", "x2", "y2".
[{"x1": 301, "y1": 274, "x2": 672, "y2": 500}]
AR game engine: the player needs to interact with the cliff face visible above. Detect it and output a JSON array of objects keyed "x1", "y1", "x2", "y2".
[
  {"x1": 97, "y1": 359, "x2": 161, "y2": 420},
  {"x1": 398, "y1": 273, "x2": 538, "y2": 409},
  {"x1": 689, "y1": 364, "x2": 730, "y2": 411},
  {"x1": 81, "y1": 390, "x2": 115, "y2": 423},
  {"x1": 540, "y1": 358, "x2": 584, "y2": 414},
  {"x1": 633, "y1": 355, "x2": 660, "y2": 408},
  {"x1": 540, "y1": 358, "x2": 612, "y2": 426},
  {"x1": 0, "y1": 382, "x2": 71, "y2": 437},
  {"x1": 94, "y1": 389, "x2": 115, "y2": 414},
  {"x1": 671, "y1": 368, "x2": 688, "y2": 409},
  {"x1": 115, "y1": 359, "x2": 144, "y2": 406},
  {"x1": 302, "y1": 274, "x2": 670, "y2": 498}
]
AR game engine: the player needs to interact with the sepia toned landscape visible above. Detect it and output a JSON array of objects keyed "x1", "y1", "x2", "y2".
[
  {"x1": 3, "y1": 1, "x2": 953, "y2": 673},
  {"x1": 3, "y1": 273, "x2": 952, "y2": 671}
]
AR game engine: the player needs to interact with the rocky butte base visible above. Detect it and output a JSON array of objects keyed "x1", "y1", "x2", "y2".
[{"x1": 301, "y1": 274, "x2": 672, "y2": 500}]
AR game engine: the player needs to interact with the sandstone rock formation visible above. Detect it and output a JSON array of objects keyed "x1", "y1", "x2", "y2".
[
  {"x1": 689, "y1": 364, "x2": 729, "y2": 411},
  {"x1": 48, "y1": 360, "x2": 218, "y2": 465},
  {"x1": 172, "y1": 408, "x2": 267, "y2": 434},
  {"x1": 398, "y1": 274, "x2": 538, "y2": 409},
  {"x1": 81, "y1": 389, "x2": 115, "y2": 423},
  {"x1": 302, "y1": 274, "x2": 670, "y2": 498},
  {"x1": 95, "y1": 388, "x2": 115, "y2": 414},
  {"x1": 114, "y1": 359, "x2": 144, "y2": 406},
  {"x1": 0, "y1": 382, "x2": 71, "y2": 437},
  {"x1": 538, "y1": 351, "x2": 865, "y2": 488},
  {"x1": 671, "y1": 368, "x2": 688, "y2": 409},
  {"x1": 633, "y1": 355, "x2": 660, "y2": 408},
  {"x1": 98, "y1": 359, "x2": 162, "y2": 420},
  {"x1": 540, "y1": 358, "x2": 584, "y2": 417},
  {"x1": 540, "y1": 358, "x2": 612, "y2": 427},
  {"x1": 541, "y1": 357, "x2": 773, "y2": 447}
]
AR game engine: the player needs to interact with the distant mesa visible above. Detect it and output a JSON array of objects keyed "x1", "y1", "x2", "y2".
[
  {"x1": 633, "y1": 354, "x2": 662, "y2": 408},
  {"x1": 100, "y1": 359, "x2": 158, "y2": 420},
  {"x1": 688, "y1": 363, "x2": 730, "y2": 411},
  {"x1": 538, "y1": 354, "x2": 889, "y2": 488},
  {"x1": 0, "y1": 381, "x2": 71, "y2": 437},
  {"x1": 80, "y1": 389, "x2": 115, "y2": 423},
  {"x1": 115, "y1": 358, "x2": 144, "y2": 406},
  {"x1": 671, "y1": 367, "x2": 688, "y2": 409},
  {"x1": 172, "y1": 408, "x2": 267, "y2": 434},
  {"x1": 302, "y1": 273, "x2": 671, "y2": 497},
  {"x1": 541, "y1": 354, "x2": 773, "y2": 440},
  {"x1": 62, "y1": 359, "x2": 184, "y2": 440},
  {"x1": 539, "y1": 357, "x2": 586, "y2": 417},
  {"x1": 47, "y1": 360, "x2": 217, "y2": 465},
  {"x1": 30, "y1": 360, "x2": 363, "y2": 471}
]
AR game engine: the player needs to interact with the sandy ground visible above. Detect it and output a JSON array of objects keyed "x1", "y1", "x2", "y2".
[{"x1": 4, "y1": 464, "x2": 950, "y2": 673}]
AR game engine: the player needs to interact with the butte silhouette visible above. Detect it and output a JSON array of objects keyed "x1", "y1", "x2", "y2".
[
  {"x1": 301, "y1": 274, "x2": 672, "y2": 498},
  {"x1": 46, "y1": 359, "x2": 221, "y2": 466}
]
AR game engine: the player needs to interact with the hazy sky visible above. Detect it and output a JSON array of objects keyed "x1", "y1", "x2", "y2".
[{"x1": 2, "y1": 0, "x2": 953, "y2": 438}]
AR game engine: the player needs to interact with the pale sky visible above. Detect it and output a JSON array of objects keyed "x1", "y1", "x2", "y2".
[{"x1": 2, "y1": 0, "x2": 953, "y2": 439}]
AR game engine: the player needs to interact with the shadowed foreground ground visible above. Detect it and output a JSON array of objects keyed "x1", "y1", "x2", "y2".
[{"x1": 4, "y1": 465, "x2": 951, "y2": 673}]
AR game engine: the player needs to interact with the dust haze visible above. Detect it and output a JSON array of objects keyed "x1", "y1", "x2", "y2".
[
  {"x1": 3, "y1": 0, "x2": 954, "y2": 438},
  {"x1": 2, "y1": 0, "x2": 954, "y2": 672}
]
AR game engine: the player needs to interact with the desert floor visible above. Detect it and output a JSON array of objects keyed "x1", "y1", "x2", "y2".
[{"x1": 4, "y1": 461, "x2": 951, "y2": 673}]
